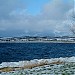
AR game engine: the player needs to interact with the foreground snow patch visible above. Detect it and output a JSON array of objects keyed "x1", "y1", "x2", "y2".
[{"x1": 0, "y1": 57, "x2": 75, "y2": 68}]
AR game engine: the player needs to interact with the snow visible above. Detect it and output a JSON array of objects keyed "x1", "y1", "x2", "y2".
[
  {"x1": 0, "y1": 57, "x2": 75, "y2": 68},
  {"x1": 1, "y1": 57, "x2": 75, "y2": 75}
]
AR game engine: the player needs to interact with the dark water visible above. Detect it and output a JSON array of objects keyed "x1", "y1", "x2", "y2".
[{"x1": 0, "y1": 43, "x2": 75, "y2": 63}]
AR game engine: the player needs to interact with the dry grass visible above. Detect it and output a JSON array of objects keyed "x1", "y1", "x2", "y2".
[
  {"x1": 50, "y1": 60, "x2": 64, "y2": 64},
  {"x1": 0, "y1": 67, "x2": 21, "y2": 72},
  {"x1": 0, "y1": 67, "x2": 15, "y2": 72},
  {"x1": 21, "y1": 60, "x2": 52, "y2": 69}
]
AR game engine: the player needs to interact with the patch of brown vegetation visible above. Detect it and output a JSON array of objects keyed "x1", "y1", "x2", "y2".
[
  {"x1": 0, "y1": 67, "x2": 21, "y2": 72},
  {"x1": 0, "y1": 67, "x2": 14, "y2": 72},
  {"x1": 50, "y1": 60, "x2": 64, "y2": 64},
  {"x1": 23, "y1": 61, "x2": 48, "y2": 69}
]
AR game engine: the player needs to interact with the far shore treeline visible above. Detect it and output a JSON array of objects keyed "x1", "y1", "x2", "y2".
[{"x1": 0, "y1": 36, "x2": 75, "y2": 43}]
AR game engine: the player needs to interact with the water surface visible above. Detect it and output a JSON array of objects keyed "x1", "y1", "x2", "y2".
[{"x1": 0, "y1": 43, "x2": 75, "y2": 63}]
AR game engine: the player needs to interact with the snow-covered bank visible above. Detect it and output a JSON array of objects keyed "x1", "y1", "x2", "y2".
[
  {"x1": 1, "y1": 57, "x2": 75, "y2": 75},
  {"x1": 0, "y1": 57, "x2": 75, "y2": 69}
]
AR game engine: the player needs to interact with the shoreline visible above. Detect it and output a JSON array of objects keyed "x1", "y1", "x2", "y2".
[
  {"x1": 0, "y1": 41, "x2": 75, "y2": 43},
  {"x1": 0, "y1": 57, "x2": 75, "y2": 72},
  {"x1": 1, "y1": 57, "x2": 75, "y2": 75}
]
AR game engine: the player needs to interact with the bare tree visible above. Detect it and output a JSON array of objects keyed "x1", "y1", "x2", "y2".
[
  {"x1": 70, "y1": 27, "x2": 75, "y2": 34},
  {"x1": 70, "y1": 0, "x2": 75, "y2": 35},
  {"x1": 70, "y1": 21, "x2": 75, "y2": 35}
]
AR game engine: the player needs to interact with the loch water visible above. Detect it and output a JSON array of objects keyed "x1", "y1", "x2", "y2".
[{"x1": 0, "y1": 43, "x2": 75, "y2": 63}]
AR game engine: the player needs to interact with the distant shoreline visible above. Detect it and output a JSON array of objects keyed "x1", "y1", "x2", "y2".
[
  {"x1": 1, "y1": 36, "x2": 75, "y2": 43},
  {"x1": 0, "y1": 41, "x2": 75, "y2": 43}
]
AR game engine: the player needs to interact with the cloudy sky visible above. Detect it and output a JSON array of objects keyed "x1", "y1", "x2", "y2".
[{"x1": 0, "y1": 0, "x2": 74, "y2": 37}]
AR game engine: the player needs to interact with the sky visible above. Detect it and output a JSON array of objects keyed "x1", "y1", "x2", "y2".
[{"x1": 0, "y1": 0, "x2": 74, "y2": 37}]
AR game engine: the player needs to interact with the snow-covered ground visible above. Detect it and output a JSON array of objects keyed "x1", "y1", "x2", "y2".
[
  {"x1": 0, "y1": 57, "x2": 75, "y2": 75},
  {"x1": 1, "y1": 57, "x2": 75, "y2": 68}
]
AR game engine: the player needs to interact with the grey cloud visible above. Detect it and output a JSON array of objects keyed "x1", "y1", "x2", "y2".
[
  {"x1": 40, "y1": 0, "x2": 73, "y2": 20},
  {"x1": 0, "y1": 0, "x2": 74, "y2": 36}
]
